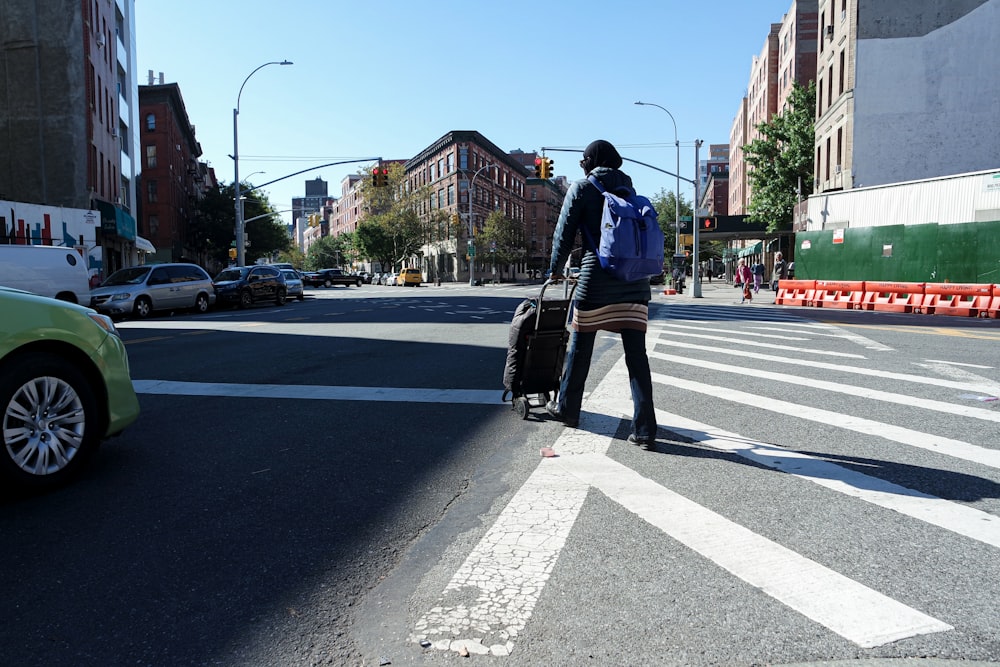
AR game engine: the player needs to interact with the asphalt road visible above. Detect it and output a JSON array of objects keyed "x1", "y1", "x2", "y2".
[{"x1": 2, "y1": 281, "x2": 1000, "y2": 667}]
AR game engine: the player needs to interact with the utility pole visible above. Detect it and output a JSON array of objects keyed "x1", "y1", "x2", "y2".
[{"x1": 691, "y1": 139, "x2": 704, "y2": 298}]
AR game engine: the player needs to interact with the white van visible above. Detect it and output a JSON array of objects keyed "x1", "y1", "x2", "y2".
[{"x1": 0, "y1": 244, "x2": 91, "y2": 305}]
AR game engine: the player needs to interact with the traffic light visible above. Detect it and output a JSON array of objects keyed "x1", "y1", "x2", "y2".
[
  {"x1": 228, "y1": 247, "x2": 237, "y2": 260},
  {"x1": 539, "y1": 157, "x2": 554, "y2": 179},
  {"x1": 700, "y1": 216, "x2": 717, "y2": 231},
  {"x1": 372, "y1": 166, "x2": 389, "y2": 187},
  {"x1": 533, "y1": 157, "x2": 543, "y2": 178}
]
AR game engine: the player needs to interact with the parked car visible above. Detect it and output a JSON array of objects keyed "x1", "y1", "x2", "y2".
[
  {"x1": 90, "y1": 263, "x2": 216, "y2": 319},
  {"x1": 398, "y1": 267, "x2": 422, "y2": 286},
  {"x1": 280, "y1": 269, "x2": 305, "y2": 301},
  {"x1": 213, "y1": 265, "x2": 287, "y2": 308},
  {"x1": 382, "y1": 272, "x2": 398, "y2": 286},
  {"x1": 0, "y1": 287, "x2": 140, "y2": 491},
  {"x1": 302, "y1": 268, "x2": 363, "y2": 288},
  {"x1": 0, "y1": 244, "x2": 91, "y2": 305}
]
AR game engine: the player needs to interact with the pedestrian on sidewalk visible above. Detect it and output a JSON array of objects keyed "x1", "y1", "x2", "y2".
[
  {"x1": 772, "y1": 251, "x2": 788, "y2": 302},
  {"x1": 545, "y1": 139, "x2": 657, "y2": 448},
  {"x1": 751, "y1": 260, "x2": 764, "y2": 293},
  {"x1": 736, "y1": 258, "x2": 753, "y2": 303}
]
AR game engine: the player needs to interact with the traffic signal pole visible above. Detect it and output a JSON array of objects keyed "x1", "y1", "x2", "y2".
[{"x1": 690, "y1": 140, "x2": 704, "y2": 298}]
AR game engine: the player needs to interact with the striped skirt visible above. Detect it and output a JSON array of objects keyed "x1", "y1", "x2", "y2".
[{"x1": 571, "y1": 302, "x2": 648, "y2": 333}]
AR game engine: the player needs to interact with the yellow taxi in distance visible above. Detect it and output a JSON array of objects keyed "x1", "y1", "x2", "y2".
[{"x1": 398, "y1": 267, "x2": 422, "y2": 287}]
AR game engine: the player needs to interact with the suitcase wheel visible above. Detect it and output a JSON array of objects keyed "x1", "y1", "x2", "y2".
[{"x1": 514, "y1": 397, "x2": 530, "y2": 420}]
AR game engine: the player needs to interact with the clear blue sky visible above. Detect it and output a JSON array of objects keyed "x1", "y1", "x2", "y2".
[{"x1": 135, "y1": 0, "x2": 795, "y2": 227}]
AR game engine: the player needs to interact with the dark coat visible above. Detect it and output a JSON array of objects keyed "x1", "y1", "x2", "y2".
[{"x1": 548, "y1": 167, "x2": 653, "y2": 306}]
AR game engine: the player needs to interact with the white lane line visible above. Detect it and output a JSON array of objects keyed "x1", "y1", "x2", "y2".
[
  {"x1": 554, "y1": 452, "x2": 952, "y2": 648},
  {"x1": 651, "y1": 337, "x2": 997, "y2": 393},
  {"x1": 132, "y1": 380, "x2": 503, "y2": 405},
  {"x1": 924, "y1": 360, "x2": 993, "y2": 369},
  {"x1": 650, "y1": 371, "x2": 1000, "y2": 469},
  {"x1": 649, "y1": 350, "x2": 1000, "y2": 424}
]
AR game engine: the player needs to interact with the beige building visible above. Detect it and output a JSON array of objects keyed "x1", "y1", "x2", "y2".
[{"x1": 814, "y1": 0, "x2": 1000, "y2": 196}]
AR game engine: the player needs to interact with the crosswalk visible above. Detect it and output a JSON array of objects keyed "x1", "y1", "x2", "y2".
[{"x1": 409, "y1": 305, "x2": 1000, "y2": 659}]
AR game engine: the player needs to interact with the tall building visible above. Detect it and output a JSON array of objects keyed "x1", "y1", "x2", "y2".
[
  {"x1": 814, "y1": 0, "x2": 1000, "y2": 193},
  {"x1": 292, "y1": 177, "x2": 329, "y2": 228},
  {"x1": 138, "y1": 81, "x2": 209, "y2": 265},
  {"x1": 0, "y1": 0, "x2": 141, "y2": 274},
  {"x1": 730, "y1": 0, "x2": 818, "y2": 214}
]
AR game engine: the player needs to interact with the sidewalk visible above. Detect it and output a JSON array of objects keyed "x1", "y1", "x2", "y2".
[{"x1": 653, "y1": 279, "x2": 774, "y2": 305}]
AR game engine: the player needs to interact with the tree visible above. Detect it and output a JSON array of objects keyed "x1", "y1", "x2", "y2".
[
  {"x1": 352, "y1": 163, "x2": 433, "y2": 270},
  {"x1": 478, "y1": 209, "x2": 526, "y2": 279},
  {"x1": 306, "y1": 233, "x2": 355, "y2": 270},
  {"x1": 742, "y1": 80, "x2": 816, "y2": 232},
  {"x1": 650, "y1": 188, "x2": 693, "y2": 254},
  {"x1": 190, "y1": 183, "x2": 288, "y2": 266}
]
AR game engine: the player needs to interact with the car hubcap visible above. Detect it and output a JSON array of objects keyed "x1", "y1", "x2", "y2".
[{"x1": 4, "y1": 376, "x2": 84, "y2": 475}]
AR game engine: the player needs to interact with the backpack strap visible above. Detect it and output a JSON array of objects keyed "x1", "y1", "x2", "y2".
[{"x1": 587, "y1": 174, "x2": 606, "y2": 193}]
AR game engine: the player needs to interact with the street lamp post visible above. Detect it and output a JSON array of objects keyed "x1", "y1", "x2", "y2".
[
  {"x1": 233, "y1": 60, "x2": 292, "y2": 267},
  {"x1": 467, "y1": 164, "x2": 495, "y2": 287},
  {"x1": 634, "y1": 101, "x2": 681, "y2": 257}
]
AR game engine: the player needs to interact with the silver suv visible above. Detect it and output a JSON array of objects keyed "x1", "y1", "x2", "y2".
[{"x1": 90, "y1": 263, "x2": 216, "y2": 319}]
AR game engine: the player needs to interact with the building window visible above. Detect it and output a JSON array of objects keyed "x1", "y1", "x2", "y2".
[
  {"x1": 447, "y1": 184, "x2": 454, "y2": 206},
  {"x1": 147, "y1": 180, "x2": 158, "y2": 202},
  {"x1": 839, "y1": 49, "x2": 845, "y2": 94},
  {"x1": 146, "y1": 145, "x2": 157, "y2": 168},
  {"x1": 459, "y1": 147, "x2": 468, "y2": 171},
  {"x1": 146, "y1": 113, "x2": 155, "y2": 131},
  {"x1": 447, "y1": 152, "x2": 454, "y2": 173},
  {"x1": 148, "y1": 215, "x2": 159, "y2": 236}
]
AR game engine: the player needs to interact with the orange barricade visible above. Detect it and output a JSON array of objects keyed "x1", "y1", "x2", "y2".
[
  {"x1": 975, "y1": 284, "x2": 1000, "y2": 319},
  {"x1": 919, "y1": 282, "x2": 994, "y2": 317},
  {"x1": 775, "y1": 279, "x2": 817, "y2": 306},
  {"x1": 860, "y1": 282, "x2": 925, "y2": 313},
  {"x1": 812, "y1": 280, "x2": 866, "y2": 309}
]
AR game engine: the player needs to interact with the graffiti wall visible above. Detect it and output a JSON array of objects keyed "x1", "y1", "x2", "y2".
[{"x1": 0, "y1": 200, "x2": 103, "y2": 277}]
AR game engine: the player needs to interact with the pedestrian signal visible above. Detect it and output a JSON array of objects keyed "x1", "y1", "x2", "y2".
[{"x1": 700, "y1": 216, "x2": 717, "y2": 231}]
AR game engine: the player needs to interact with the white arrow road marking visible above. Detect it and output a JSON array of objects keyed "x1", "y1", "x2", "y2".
[{"x1": 410, "y1": 357, "x2": 953, "y2": 654}]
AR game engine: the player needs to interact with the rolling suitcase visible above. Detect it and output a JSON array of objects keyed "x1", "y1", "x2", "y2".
[{"x1": 501, "y1": 280, "x2": 577, "y2": 419}]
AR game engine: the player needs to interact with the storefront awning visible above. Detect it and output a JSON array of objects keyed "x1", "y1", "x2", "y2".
[
  {"x1": 737, "y1": 241, "x2": 763, "y2": 257},
  {"x1": 135, "y1": 236, "x2": 155, "y2": 253}
]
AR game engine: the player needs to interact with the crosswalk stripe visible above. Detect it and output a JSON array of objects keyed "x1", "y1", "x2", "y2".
[
  {"x1": 593, "y1": 387, "x2": 1000, "y2": 550},
  {"x1": 553, "y1": 452, "x2": 952, "y2": 648},
  {"x1": 650, "y1": 371, "x2": 1000, "y2": 469},
  {"x1": 411, "y1": 350, "x2": 959, "y2": 653},
  {"x1": 650, "y1": 337, "x2": 996, "y2": 393},
  {"x1": 649, "y1": 350, "x2": 1000, "y2": 423},
  {"x1": 645, "y1": 325, "x2": 867, "y2": 358}
]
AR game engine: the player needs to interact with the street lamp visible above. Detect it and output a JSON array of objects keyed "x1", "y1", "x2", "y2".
[
  {"x1": 242, "y1": 170, "x2": 266, "y2": 184},
  {"x1": 467, "y1": 164, "x2": 496, "y2": 286},
  {"x1": 634, "y1": 101, "x2": 681, "y2": 257},
  {"x1": 233, "y1": 60, "x2": 292, "y2": 267}
]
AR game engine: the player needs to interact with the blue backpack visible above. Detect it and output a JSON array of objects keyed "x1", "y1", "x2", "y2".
[{"x1": 581, "y1": 175, "x2": 665, "y2": 282}]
